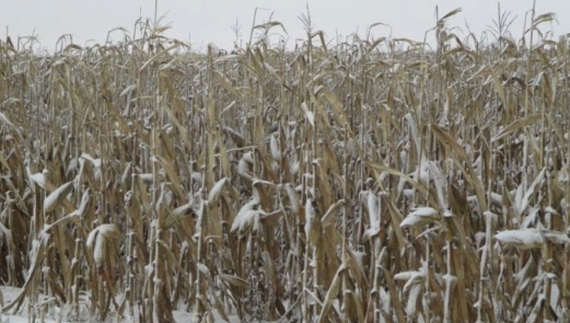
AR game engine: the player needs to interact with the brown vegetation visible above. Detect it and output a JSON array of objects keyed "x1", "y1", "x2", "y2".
[{"x1": 0, "y1": 7, "x2": 569, "y2": 323}]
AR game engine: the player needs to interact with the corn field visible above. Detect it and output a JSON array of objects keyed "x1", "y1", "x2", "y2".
[{"x1": 1, "y1": 8, "x2": 570, "y2": 323}]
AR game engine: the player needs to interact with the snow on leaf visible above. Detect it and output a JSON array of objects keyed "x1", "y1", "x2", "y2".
[
  {"x1": 86, "y1": 224, "x2": 120, "y2": 267},
  {"x1": 230, "y1": 198, "x2": 260, "y2": 234},
  {"x1": 367, "y1": 190, "x2": 380, "y2": 231},
  {"x1": 285, "y1": 183, "x2": 300, "y2": 215},
  {"x1": 494, "y1": 229, "x2": 544, "y2": 249},
  {"x1": 518, "y1": 167, "x2": 546, "y2": 216},
  {"x1": 269, "y1": 134, "x2": 281, "y2": 160},
  {"x1": 543, "y1": 230, "x2": 570, "y2": 245},
  {"x1": 400, "y1": 207, "x2": 440, "y2": 229},
  {"x1": 208, "y1": 177, "x2": 227, "y2": 204},
  {"x1": 301, "y1": 102, "x2": 315, "y2": 127},
  {"x1": 43, "y1": 181, "x2": 74, "y2": 212}
]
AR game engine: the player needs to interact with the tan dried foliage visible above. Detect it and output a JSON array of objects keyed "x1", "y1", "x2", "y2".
[{"x1": 0, "y1": 6, "x2": 569, "y2": 323}]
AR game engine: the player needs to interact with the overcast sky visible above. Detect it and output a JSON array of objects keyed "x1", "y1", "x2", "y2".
[{"x1": 2, "y1": 0, "x2": 568, "y2": 51}]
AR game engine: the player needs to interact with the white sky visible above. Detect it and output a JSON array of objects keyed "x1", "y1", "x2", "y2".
[{"x1": 2, "y1": 0, "x2": 568, "y2": 51}]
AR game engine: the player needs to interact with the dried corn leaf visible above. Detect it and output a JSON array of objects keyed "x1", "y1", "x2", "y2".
[
  {"x1": 317, "y1": 263, "x2": 346, "y2": 323},
  {"x1": 494, "y1": 229, "x2": 544, "y2": 250},
  {"x1": 86, "y1": 224, "x2": 120, "y2": 267},
  {"x1": 400, "y1": 207, "x2": 441, "y2": 229},
  {"x1": 44, "y1": 181, "x2": 74, "y2": 212},
  {"x1": 208, "y1": 177, "x2": 228, "y2": 204},
  {"x1": 491, "y1": 114, "x2": 542, "y2": 143},
  {"x1": 218, "y1": 274, "x2": 249, "y2": 289}
]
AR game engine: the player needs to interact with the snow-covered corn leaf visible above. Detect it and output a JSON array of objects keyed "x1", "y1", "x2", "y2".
[
  {"x1": 400, "y1": 207, "x2": 440, "y2": 229},
  {"x1": 44, "y1": 181, "x2": 74, "y2": 212}
]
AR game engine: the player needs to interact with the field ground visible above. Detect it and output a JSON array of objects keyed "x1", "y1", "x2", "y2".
[{"x1": 1, "y1": 287, "x2": 241, "y2": 322}]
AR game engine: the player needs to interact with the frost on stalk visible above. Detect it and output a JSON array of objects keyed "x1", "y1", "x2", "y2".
[
  {"x1": 367, "y1": 191, "x2": 380, "y2": 227},
  {"x1": 363, "y1": 190, "x2": 380, "y2": 240},
  {"x1": 285, "y1": 183, "x2": 300, "y2": 215},
  {"x1": 406, "y1": 284, "x2": 422, "y2": 318},
  {"x1": 305, "y1": 198, "x2": 320, "y2": 245},
  {"x1": 193, "y1": 201, "x2": 206, "y2": 238},
  {"x1": 304, "y1": 198, "x2": 315, "y2": 238}
]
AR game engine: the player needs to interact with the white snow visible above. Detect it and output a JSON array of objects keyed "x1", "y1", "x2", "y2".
[{"x1": 1, "y1": 286, "x2": 241, "y2": 323}]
